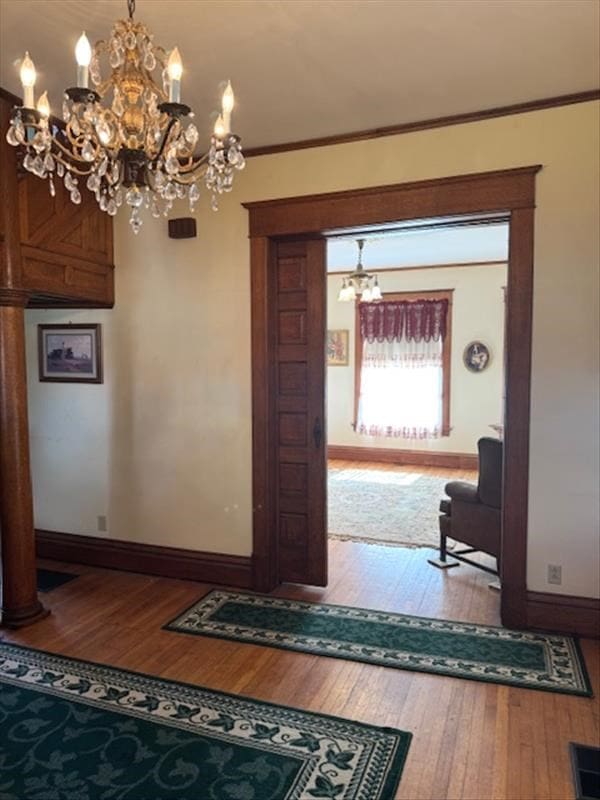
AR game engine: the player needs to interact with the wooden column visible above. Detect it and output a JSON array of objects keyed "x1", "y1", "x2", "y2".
[
  {"x1": 0, "y1": 96, "x2": 47, "y2": 627},
  {"x1": 0, "y1": 291, "x2": 47, "y2": 627}
]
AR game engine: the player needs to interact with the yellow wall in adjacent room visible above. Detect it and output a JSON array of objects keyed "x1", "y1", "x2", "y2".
[
  {"x1": 25, "y1": 100, "x2": 600, "y2": 597},
  {"x1": 326, "y1": 263, "x2": 507, "y2": 454}
]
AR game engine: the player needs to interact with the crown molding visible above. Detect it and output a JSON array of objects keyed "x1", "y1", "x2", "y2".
[
  {"x1": 244, "y1": 89, "x2": 600, "y2": 158},
  {"x1": 3, "y1": 85, "x2": 597, "y2": 161}
]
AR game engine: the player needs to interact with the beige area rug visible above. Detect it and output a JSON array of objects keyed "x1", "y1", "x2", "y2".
[{"x1": 328, "y1": 466, "x2": 451, "y2": 548}]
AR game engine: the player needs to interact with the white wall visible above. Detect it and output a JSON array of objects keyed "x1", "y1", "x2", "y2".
[
  {"x1": 24, "y1": 100, "x2": 600, "y2": 597},
  {"x1": 327, "y1": 264, "x2": 507, "y2": 453}
]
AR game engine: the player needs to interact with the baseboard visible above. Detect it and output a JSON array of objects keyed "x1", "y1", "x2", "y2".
[
  {"x1": 35, "y1": 529, "x2": 253, "y2": 589},
  {"x1": 328, "y1": 444, "x2": 478, "y2": 470},
  {"x1": 526, "y1": 591, "x2": 600, "y2": 639}
]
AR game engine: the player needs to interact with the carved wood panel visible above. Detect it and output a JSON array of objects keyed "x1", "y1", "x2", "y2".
[{"x1": 0, "y1": 96, "x2": 115, "y2": 307}]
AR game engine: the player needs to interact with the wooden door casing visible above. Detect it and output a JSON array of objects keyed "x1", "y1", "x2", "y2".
[{"x1": 246, "y1": 167, "x2": 540, "y2": 627}]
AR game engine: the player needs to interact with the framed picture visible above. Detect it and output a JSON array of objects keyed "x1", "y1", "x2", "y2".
[
  {"x1": 38, "y1": 324, "x2": 103, "y2": 383},
  {"x1": 327, "y1": 329, "x2": 349, "y2": 366},
  {"x1": 463, "y1": 341, "x2": 491, "y2": 373}
]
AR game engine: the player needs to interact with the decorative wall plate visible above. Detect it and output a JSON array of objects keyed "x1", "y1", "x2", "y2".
[{"x1": 463, "y1": 341, "x2": 491, "y2": 372}]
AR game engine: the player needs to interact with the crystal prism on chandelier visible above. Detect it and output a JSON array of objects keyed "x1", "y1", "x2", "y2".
[
  {"x1": 5, "y1": 0, "x2": 245, "y2": 234},
  {"x1": 338, "y1": 239, "x2": 382, "y2": 302}
]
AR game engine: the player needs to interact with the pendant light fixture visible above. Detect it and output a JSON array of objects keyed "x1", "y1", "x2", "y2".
[{"x1": 337, "y1": 239, "x2": 382, "y2": 302}]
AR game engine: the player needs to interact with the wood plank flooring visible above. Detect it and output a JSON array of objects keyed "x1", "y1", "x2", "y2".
[
  {"x1": 329, "y1": 458, "x2": 479, "y2": 483},
  {"x1": 2, "y1": 538, "x2": 598, "y2": 800}
]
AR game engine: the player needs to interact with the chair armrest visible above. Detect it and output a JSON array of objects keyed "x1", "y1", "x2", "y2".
[{"x1": 445, "y1": 481, "x2": 480, "y2": 504}]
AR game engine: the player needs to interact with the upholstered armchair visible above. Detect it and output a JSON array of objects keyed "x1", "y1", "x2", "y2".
[{"x1": 429, "y1": 437, "x2": 503, "y2": 576}]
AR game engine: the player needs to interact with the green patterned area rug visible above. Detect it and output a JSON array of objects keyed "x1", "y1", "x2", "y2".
[
  {"x1": 165, "y1": 591, "x2": 592, "y2": 697},
  {"x1": 0, "y1": 642, "x2": 411, "y2": 800}
]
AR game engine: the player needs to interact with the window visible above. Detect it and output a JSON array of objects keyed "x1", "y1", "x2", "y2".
[{"x1": 354, "y1": 291, "x2": 452, "y2": 438}]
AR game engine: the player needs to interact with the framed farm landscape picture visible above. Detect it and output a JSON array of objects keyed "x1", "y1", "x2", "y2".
[{"x1": 38, "y1": 324, "x2": 103, "y2": 384}]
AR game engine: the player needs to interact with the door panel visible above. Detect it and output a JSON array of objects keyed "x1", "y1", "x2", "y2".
[{"x1": 274, "y1": 239, "x2": 327, "y2": 585}]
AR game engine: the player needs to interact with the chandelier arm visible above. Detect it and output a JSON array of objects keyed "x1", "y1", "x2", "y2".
[
  {"x1": 50, "y1": 138, "x2": 102, "y2": 175},
  {"x1": 176, "y1": 152, "x2": 209, "y2": 174},
  {"x1": 51, "y1": 153, "x2": 95, "y2": 177},
  {"x1": 154, "y1": 117, "x2": 179, "y2": 163},
  {"x1": 53, "y1": 134, "x2": 94, "y2": 165},
  {"x1": 171, "y1": 166, "x2": 208, "y2": 185}
]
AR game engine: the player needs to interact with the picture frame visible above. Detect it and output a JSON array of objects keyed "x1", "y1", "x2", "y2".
[
  {"x1": 38, "y1": 324, "x2": 103, "y2": 384},
  {"x1": 463, "y1": 340, "x2": 491, "y2": 373},
  {"x1": 327, "y1": 329, "x2": 349, "y2": 366}
]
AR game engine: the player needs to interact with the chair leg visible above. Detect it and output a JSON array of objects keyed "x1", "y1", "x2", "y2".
[
  {"x1": 440, "y1": 530, "x2": 448, "y2": 562},
  {"x1": 428, "y1": 522, "x2": 459, "y2": 569}
]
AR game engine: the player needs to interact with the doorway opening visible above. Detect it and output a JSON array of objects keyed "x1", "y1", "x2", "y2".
[
  {"x1": 245, "y1": 166, "x2": 538, "y2": 630},
  {"x1": 325, "y1": 215, "x2": 508, "y2": 584}
]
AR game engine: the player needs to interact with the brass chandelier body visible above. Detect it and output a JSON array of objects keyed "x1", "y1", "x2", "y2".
[{"x1": 6, "y1": 0, "x2": 244, "y2": 233}]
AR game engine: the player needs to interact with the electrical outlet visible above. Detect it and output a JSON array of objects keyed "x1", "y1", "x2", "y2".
[
  {"x1": 547, "y1": 564, "x2": 562, "y2": 585},
  {"x1": 97, "y1": 515, "x2": 107, "y2": 533}
]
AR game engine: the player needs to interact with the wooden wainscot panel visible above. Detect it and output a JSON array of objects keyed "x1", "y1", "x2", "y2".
[
  {"x1": 21, "y1": 247, "x2": 114, "y2": 307},
  {"x1": 13, "y1": 152, "x2": 114, "y2": 306}
]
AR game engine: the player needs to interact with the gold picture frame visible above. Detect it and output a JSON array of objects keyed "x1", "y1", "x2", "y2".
[{"x1": 327, "y1": 329, "x2": 349, "y2": 366}]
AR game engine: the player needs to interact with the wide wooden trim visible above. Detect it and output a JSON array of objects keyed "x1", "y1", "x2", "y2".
[
  {"x1": 35, "y1": 529, "x2": 253, "y2": 589},
  {"x1": 352, "y1": 290, "x2": 453, "y2": 436},
  {"x1": 526, "y1": 591, "x2": 600, "y2": 639},
  {"x1": 245, "y1": 90, "x2": 600, "y2": 157},
  {"x1": 244, "y1": 166, "x2": 541, "y2": 238},
  {"x1": 500, "y1": 207, "x2": 535, "y2": 628},
  {"x1": 249, "y1": 236, "x2": 279, "y2": 592},
  {"x1": 328, "y1": 444, "x2": 478, "y2": 470},
  {"x1": 249, "y1": 166, "x2": 539, "y2": 629},
  {"x1": 21, "y1": 245, "x2": 115, "y2": 307},
  {"x1": 328, "y1": 260, "x2": 507, "y2": 276}
]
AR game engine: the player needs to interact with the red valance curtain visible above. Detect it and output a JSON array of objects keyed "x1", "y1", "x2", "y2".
[{"x1": 359, "y1": 298, "x2": 449, "y2": 343}]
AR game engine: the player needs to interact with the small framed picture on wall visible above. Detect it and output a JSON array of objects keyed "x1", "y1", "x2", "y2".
[
  {"x1": 463, "y1": 340, "x2": 491, "y2": 373},
  {"x1": 38, "y1": 324, "x2": 103, "y2": 384},
  {"x1": 327, "y1": 329, "x2": 349, "y2": 366}
]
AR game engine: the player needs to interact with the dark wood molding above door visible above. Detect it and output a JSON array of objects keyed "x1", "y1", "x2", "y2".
[
  {"x1": 244, "y1": 166, "x2": 540, "y2": 238},
  {"x1": 246, "y1": 166, "x2": 540, "y2": 631}
]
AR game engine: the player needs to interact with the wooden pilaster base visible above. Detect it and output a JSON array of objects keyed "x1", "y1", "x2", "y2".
[{"x1": 1, "y1": 600, "x2": 49, "y2": 629}]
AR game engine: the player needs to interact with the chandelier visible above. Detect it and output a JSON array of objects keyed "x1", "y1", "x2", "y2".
[
  {"x1": 5, "y1": 0, "x2": 245, "y2": 234},
  {"x1": 337, "y1": 239, "x2": 382, "y2": 302}
]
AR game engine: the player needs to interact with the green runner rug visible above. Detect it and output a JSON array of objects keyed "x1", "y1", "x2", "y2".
[
  {"x1": 0, "y1": 642, "x2": 411, "y2": 800},
  {"x1": 165, "y1": 590, "x2": 592, "y2": 697}
]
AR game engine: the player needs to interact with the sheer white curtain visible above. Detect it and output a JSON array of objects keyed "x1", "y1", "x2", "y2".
[{"x1": 356, "y1": 337, "x2": 443, "y2": 439}]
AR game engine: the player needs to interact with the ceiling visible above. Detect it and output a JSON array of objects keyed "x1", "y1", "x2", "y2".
[
  {"x1": 0, "y1": 0, "x2": 598, "y2": 150},
  {"x1": 327, "y1": 220, "x2": 509, "y2": 272}
]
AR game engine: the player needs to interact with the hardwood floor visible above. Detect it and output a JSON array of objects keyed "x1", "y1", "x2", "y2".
[
  {"x1": 329, "y1": 457, "x2": 479, "y2": 483},
  {"x1": 2, "y1": 540, "x2": 598, "y2": 800}
]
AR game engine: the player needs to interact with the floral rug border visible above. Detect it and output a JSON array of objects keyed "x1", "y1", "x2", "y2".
[
  {"x1": 165, "y1": 591, "x2": 592, "y2": 697},
  {"x1": 0, "y1": 641, "x2": 411, "y2": 800}
]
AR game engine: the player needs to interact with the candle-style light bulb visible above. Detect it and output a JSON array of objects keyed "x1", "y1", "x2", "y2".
[
  {"x1": 222, "y1": 80, "x2": 234, "y2": 134},
  {"x1": 36, "y1": 90, "x2": 50, "y2": 118},
  {"x1": 75, "y1": 32, "x2": 92, "y2": 88},
  {"x1": 20, "y1": 51, "x2": 36, "y2": 108},
  {"x1": 167, "y1": 47, "x2": 183, "y2": 103},
  {"x1": 213, "y1": 114, "x2": 226, "y2": 139}
]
